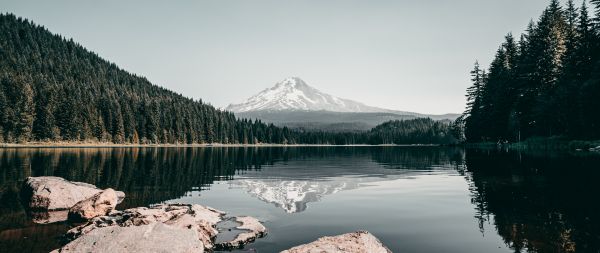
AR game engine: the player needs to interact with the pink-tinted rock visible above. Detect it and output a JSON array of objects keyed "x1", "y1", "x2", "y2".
[
  {"x1": 51, "y1": 223, "x2": 204, "y2": 253},
  {"x1": 64, "y1": 204, "x2": 226, "y2": 251},
  {"x1": 56, "y1": 204, "x2": 266, "y2": 252},
  {"x1": 68, "y1": 188, "x2": 118, "y2": 220},
  {"x1": 281, "y1": 231, "x2": 392, "y2": 253},
  {"x1": 24, "y1": 177, "x2": 125, "y2": 211}
]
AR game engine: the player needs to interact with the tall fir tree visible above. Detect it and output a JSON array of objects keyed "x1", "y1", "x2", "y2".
[{"x1": 463, "y1": 0, "x2": 600, "y2": 142}]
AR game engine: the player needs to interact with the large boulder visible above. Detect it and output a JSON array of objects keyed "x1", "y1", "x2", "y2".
[
  {"x1": 51, "y1": 222, "x2": 204, "y2": 253},
  {"x1": 281, "y1": 231, "x2": 392, "y2": 253},
  {"x1": 68, "y1": 188, "x2": 119, "y2": 220},
  {"x1": 59, "y1": 204, "x2": 266, "y2": 252},
  {"x1": 64, "y1": 204, "x2": 223, "y2": 244},
  {"x1": 23, "y1": 177, "x2": 125, "y2": 211}
]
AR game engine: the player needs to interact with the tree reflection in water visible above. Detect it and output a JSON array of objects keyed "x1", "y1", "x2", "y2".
[
  {"x1": 0, "y1": 147, "x2": 598, "y2": 253},
  {"x1": 464, "y1": 149, "x2": 600, "y2": 253}
]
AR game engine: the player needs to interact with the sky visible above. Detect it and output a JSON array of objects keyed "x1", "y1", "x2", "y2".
[{"x1": 2, "y1": 0, "x2": 559, "y2": 114}]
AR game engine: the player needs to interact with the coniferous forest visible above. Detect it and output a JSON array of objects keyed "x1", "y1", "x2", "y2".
[
  {"x1": 460, "y1": 0, "x2": 600, "y2": 143},
  {"x1": 0, "y1": 13, "x2": 455, "y2": 145}
]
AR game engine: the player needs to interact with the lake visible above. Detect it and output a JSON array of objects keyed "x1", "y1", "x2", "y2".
[{"x1": 0, "y1": 146, "x2": 599, "y2": 252}]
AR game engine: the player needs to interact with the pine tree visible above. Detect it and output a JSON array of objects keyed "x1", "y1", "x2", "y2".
[
  {"x1": 463, "y1": 0, "x2": 600, "y2": 142},
  {"x1": 11, "y1": 77, "x2": 35, "y2": 142},
  {"x1": 566, "y1": 0, "x2": 578, "y2": 29},
  {"x1": 112, "y1": 107, "x2": 125, "y2": 143},
  {"x1": 557, "y1": 1, "x2": 596, "y2": 137},
  {"x1": 465, "y1": 61, "x2": 483, "y2": 116},
  {"x1": 33, "y1": 82, "x2": 60, "y2": 140}
]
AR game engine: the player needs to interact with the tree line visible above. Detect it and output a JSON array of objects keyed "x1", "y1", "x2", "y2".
[
  {"x1": 0, "y1": 13, "x2": 455, "y2": 145},
  {"x1": 458, "y1": 0, "x2": 600, "y2": 143}
]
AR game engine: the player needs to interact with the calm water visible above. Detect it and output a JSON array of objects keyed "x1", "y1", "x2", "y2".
[{"x1": 0, "y1": 147, "x2": 599, "y2": 253}]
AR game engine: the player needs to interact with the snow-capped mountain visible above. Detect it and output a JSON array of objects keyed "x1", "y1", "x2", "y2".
[
  {"x1": 226, "y1": 77, "x2": 459, "y2": 131},
  {"x1": 226, "y1": 77, "x2": 389, "y2": 113}
]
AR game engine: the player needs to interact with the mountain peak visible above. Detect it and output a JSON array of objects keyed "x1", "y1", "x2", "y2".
[
  {"x1": 278, "y1": 76, "x2": 302, "y2": 85},
  {"x1": 226, "y1": 77, "x2": 383, "y2": 113},
  {"x1": 271, "y1": 77, "x2": 302, "y2": 90}
]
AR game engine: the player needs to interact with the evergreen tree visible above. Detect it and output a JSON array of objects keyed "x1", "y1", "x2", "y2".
[
  {"x1": 465, "y1": 61, "x2": 483, "y2": 116},
  {"x1": 12, "y1": 77, "x2": 35, "y2": 142},
  {"x1": 464, "y1": 61, "x2": 485, "y2": 142},
  {"x1": 463, "y1": 0, "x2": 600, "y2": 142}
]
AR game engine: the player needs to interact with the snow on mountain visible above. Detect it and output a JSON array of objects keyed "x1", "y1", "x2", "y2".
[
  {"x1": 226, "y1": 77, "x2": 387, "y2": 113},
  {"x1": 226, "y1": 77, "x2": 459, "y2": 131}
]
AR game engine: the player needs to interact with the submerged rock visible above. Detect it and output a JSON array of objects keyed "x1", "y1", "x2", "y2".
[
  {"x1": 214, "y1": 216, "x2": 267, "y2": 250},
  {"x1": 51, "y1": 222, "x2": 204, "y2": 253},
  {"x1": 58, "y1": 204, "x2": 266, "y2": 252},
  {"x1": 281, "y1": 231, "x2": 392, "y2": 253},
  {"x1": 23, "y1": 177, "x2": 125, "y2": 211},
  {"x1": 68, "y1": 188, "x2": 119, "y2": 220}
]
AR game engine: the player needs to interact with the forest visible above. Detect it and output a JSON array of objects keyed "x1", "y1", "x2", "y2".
[
  {"x1": 0, "y1": 13, "x2": 455, "y2": 145},
  {"x1": 459, "y1": 0, "x2": 600, "y2": 143}
]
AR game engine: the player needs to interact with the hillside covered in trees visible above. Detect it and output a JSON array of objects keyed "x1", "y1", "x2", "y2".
[
  {"x1": 0, "y1": 13, "x2": 455, "y2": 145},
  {"x1": 460, "y1": 0, "x2": 600, "y2": 143},
  {"x1": 368, "y1": 119, "x2": 456, "y2": 144}
]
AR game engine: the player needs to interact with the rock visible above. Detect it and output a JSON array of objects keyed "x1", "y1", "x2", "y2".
[
  {"x1": 64, "y1": 204, "x2": 222, "y2": 241},
  {"x1": 51, "y1": 222, "x2": 204, "y2": 253},
  {"x1": 57, "y1": 204, "x2": 265, "y2": 252},
  {"x1": 23, "y1": 177, "x2": 125, "y2": 211},
  {"x1": 164, "y1": 204, "x2": 225, "y2": 249},
  {"x1": 214, "y1": 216, "x2": 267, "y2": 250},
  {"x1": 68, "y1": 189, "x2": 118, "y2": 220},
  {"x1": 31, "y1": 210, "x2": 69, "y2": 224},
  {"x1": 281, "y1": 231, "x2": 392, "y2": 253}
]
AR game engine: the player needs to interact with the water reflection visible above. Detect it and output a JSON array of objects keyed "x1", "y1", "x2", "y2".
[
  {"x1": 0, "y1": 147, "x2": 461, "y2": 252},
  {"x1": 0, "y1": 147, "x2": 598, "y2": 253},
  {"x1": 0, "y1": 148, "x2": 457, "y2": 211},
  {"x1": 229, "y1": 148, "x2": 461, "y2": 213},
  {"x1": 230, "y1": 162, "x2": 410, "y2": 213},
  {"x1": 464, "y1": 149, "x2": 600, "y2": 253},
  {"x1": 0, "y1": 147, "x2": 271, "y2": 209},
  {"x1": 0, "y1": 147, "x2": 268, "y2": 252}
]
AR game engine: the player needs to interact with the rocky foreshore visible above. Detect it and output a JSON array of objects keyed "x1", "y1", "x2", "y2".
[
  {"x1": 19, "y1": 176, "x2": 392, "y2": 252},
  {"x1": 55, "y1": 204, "x2": 266, "y2": 252}
]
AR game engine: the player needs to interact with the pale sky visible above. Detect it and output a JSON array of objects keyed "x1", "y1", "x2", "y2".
[{"x1": 3, "y1": 0, "x2": 558, "y2": 114}]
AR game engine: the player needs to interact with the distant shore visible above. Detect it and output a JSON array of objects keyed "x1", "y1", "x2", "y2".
[
  {"x1": 0, "y1": 142, "x2": 442, "y2": 148},
  {"x1": 465, "y1": 138, "x2": 600, "y2": 152}
]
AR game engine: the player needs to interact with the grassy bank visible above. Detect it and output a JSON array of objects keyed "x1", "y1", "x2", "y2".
[{"x1": 466, "y1": 137, "x2": 600, "y2": 151}]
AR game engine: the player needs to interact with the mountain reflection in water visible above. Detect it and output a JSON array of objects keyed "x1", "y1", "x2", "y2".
[
  {"x1": 228, "y1": 154, "x2": 454, "y2": 213},
  {"x1": 0, "y1": 147, "x2": 598, "y2": 253}
]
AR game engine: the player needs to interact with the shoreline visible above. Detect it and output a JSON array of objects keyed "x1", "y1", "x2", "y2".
[
  {"x1": 0, "y1": 142, "x2": 443, "y2": 148},
  {"x1": 464, "y1": 138, "x2": 600, "y2": 152}
]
